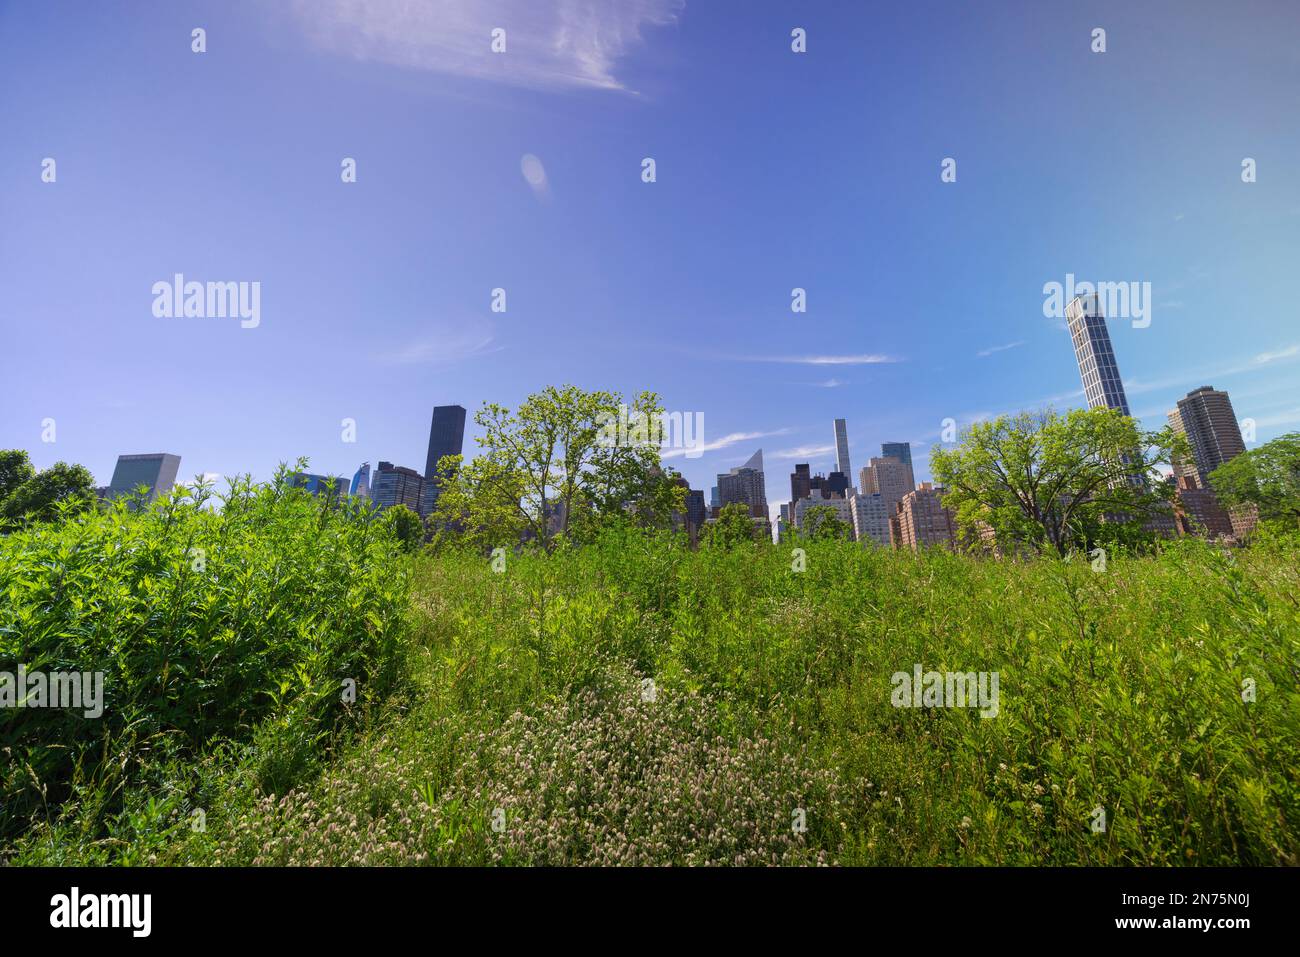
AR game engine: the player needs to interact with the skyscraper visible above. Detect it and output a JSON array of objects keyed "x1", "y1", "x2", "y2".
[
  {"x1": 790, "y1": 463, "x2": 812, "y2": 502},
  {"x1": 424, "y1": 404, "x2": 467, "y2": 480},
  {"x1": 107, "y1": 453, "x2": 181, "y2": 502},
  {"x1": 881, "y1": 442, "x2": 913, "y2": 473},
  {"x1": 370, "y1": 461, "x2": 426, "y2": 514},
  {"x1": 1067, "y1": 293, "x2": 1131, "y2": 416},
  {"x1": 859, "y1": 456, "x2": 913, "y2": 513},
  {"x1": 1167, "y1": 386, "x2": 1246, "y2": 488},
  {"x1": 833, "y1": 418, "x2": 852, "y2": 489},
  {"x1": 716, "y1": 449, "x2": 768, "y2": 518},
  {"x1": 350, "y1": 462, "x2": 370, "y2": 498}
]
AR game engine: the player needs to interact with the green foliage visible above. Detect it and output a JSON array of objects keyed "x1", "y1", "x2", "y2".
[
  {"x1": 0, "y1": 451, "x2": 95, "y2": 527},
  {"x1": 431, "y1": 385, "x2": 684, "y2": 553},
  {"x1": 381, "y1": 504, "x2": 425, "y2": 552},
  {"x1": 1210, "y1": 432, "x2": 1300, "y2": 526},
  {"x1": 703, "y1": 501, "x2": 759, "y2": 549},
  {"x1": 7, "y1": 493, "x2": 1299, "y2": 866},
  {"x1": 0, "y1": 463, "x2": 410, "y2": 851},
  {"x1": 0, "y1": 450, "x2": 37, "y2": 502},
  {"x1": 800, "y1": 504, "x2": 853, "y2": 541},
  {"x1": 931, "y1": 408, "x2": 1183, "y2": 556}
]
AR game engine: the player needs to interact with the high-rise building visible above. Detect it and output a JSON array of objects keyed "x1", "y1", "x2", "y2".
[
  {"x1": 1167, "y1": 386, "x2": 1246, "y2": 488},
  {"x1": 848, "y1": 491, "x2": 890, "y2": 546},
  {"x1": 370, "y1": 461, "x2": 426, "y2": 514},
  {"x1": 790, "y1": 463, "x2": 812, "y2": 502},
  {"x1": 684, "y1": 488, "x2": 706, "y2": 531},
  {"x1": 890, "y1": 483, "x2": 956, "y2": 550},
  {"x1": 1067, "y1": 293, "x2": 1131, "y2": 416},
  {"x1": 833, "y1": 419, "x2": 852, "y2": 490},
  {"x1": 107, "y1": 453, "x2": 181, "y2": 502},
  {"x1": 792, "y1": 494, "x2": 854, "y2": 534},
  {"x1": 1172, "y1": 475, "x2": 1235, "y2": 539},
  {"x1": 881, "y1": 442, "x2": 913, "y2": 473},
  {"x1": 860, "y1": 456, "x2": 913, "y2": 512},
  {"x1": 350, "y1": 462, "x2": 370, "y2": 498},
  {"x1": 716, "y1": 449, "x2": 768, "y2": 518},
  {"x1": 424, "y1": 405, "x2": 467, "y2": 480}
]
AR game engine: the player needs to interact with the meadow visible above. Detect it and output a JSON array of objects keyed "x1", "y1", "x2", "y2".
[{"x1": 2, "y1": 485, "x2": 1298, "y2": 865}]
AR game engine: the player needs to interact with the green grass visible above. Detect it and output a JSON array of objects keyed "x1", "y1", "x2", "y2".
[{"x1": 4, "y1": 510, "x2": 1298, "y2": 865}]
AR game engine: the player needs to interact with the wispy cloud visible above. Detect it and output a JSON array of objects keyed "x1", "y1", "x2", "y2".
[
  {"x1": 976, "y1": 340, "x2": 1025, "y2": 358},
  {"x1": 1122, "y1": 342, "x2": 1300, "y2": 397},
  {"x1": 771, "y1": 443, "x2": 835, "y2": 459},
  {"x1": 660, "y1": 428, "x2": 789, "y2": 459},
  {"x1": 374, "y1": 325, "x2": 501, "y2": 365},
  {"x1": 729, "y1": 353, "x2": 900, "y2": 366},
  {"x1": 288, "y1": 0, "x2": 683, "y2": 92},
  {"x1": 1255, "y1": 344, "x2": 1299, "y2": 364}
]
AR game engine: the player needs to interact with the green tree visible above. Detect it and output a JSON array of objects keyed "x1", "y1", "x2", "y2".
[
  {"x1": 1209, "y1": 432, "x2": 1300, "y2": 527},
  {"x1": 0, "y1": 450, "x2": 36, "y2": 502},
  {"x1": 431, "y1": 385, "x2": 683, "y2": 552},
  {"x1": 930, "y1": 407, "x2": 1183, "y2": 557},
  {"x1": 380, "y1": 504, "x2": 424, "y2": 553},
  {"x1": 0, "y1": 459, "x2": 96, "y2": 525},
  {"x1": 801, "y1": 504, "x2": 853, "y2": 541},
  {"x1": 704, "y1": 502, "x2": 759, "y2": 549}
]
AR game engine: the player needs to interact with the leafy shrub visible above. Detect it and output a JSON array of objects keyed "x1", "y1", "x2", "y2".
[{"x1": 0, "y1": 465, "x2": 410, "y2": 849}]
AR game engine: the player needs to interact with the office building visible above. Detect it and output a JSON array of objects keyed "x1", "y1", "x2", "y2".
[
  {"x1": 716, "y1": 449, "x2": 768, "y2": 518},
  {"x1": 860, "y1": 455, "x2": 914, "y2": 512},
  {"x1": 369, "y1": 461, "x2": 426, "y2": 514},
  {"x1": 833, "y1": 418, "x2": 852, "y2": 490},
  {"x1": 881, "y1": 441, "x2": 913, "y2": 473},
  {"x1": 350, "y1": 462, "x2": 370, "y2": 498},
  {"x1": 1168, "y1": 386, "x2": 1246, "y2": 488},
  {"x1": 790, "y1": 463, "x2": 812, "y2": 502},
  {"x1": 1067, "y1": 293, "x2": 1131, "y2": 416},
  {"x1": 424, "y1": 404, "x2": 467, "y2": 481},
  {"x1": 106, "y1": 453, "x2": 181, "y2": 502},
  {"x1": 684, "y1": 488, "x2": 707, "y2": 531},
  {"x1": 890, "y1": 483, "x2": 956, "y2": 550}
]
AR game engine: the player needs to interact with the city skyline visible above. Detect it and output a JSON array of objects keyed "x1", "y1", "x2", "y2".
[{"x1": 4, "y1": 0, "x2": 1300, "y2": 520}]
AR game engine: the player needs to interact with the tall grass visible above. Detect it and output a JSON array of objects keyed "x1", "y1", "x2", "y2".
[
  {"x1": 6, "y1": 510, "x2": 1298, "y2": 865},
  {"x1": 0, "y1": 467, "x2": 409, "y2": 857}
]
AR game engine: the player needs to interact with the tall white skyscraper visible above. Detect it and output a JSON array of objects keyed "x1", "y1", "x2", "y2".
[
  {"x1": 1067, "y1": 293, "x2": 1131, "y2": 416},
  {"x1": 833, "y1": 418, "x2": 852, "y2": 489}
]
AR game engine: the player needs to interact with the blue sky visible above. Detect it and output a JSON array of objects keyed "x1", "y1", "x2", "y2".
[{"x1": 3, "y1": 0, "x2": 1298, "y2": 518}]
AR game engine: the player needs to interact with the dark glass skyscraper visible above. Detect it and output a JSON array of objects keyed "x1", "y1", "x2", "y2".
[{"x1": 424, "y1": 405, "x2": 466, "y2": 480}]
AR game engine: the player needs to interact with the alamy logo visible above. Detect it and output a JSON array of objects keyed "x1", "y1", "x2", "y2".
[
  {"x1": 50, "y1": 887, "x2": 151, "y2": 937},
  {"x1": 891, "y1": 664, "x2": 999, "y2": 718},
  {"x1": 596, "y1": 405, "x2": 705, "y2": 459},
  {"x1": 152, "y1": 274, "x2": 261, "y2": 328},
  {"x1": 1043, "y1": 273, "x2": 1151, "y2": 329},
  {"x1": 0, "y1": 665, "x2": 103, "y2": 718}
]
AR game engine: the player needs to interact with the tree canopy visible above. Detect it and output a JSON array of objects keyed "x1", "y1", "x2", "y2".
[
  {"x1": 429, "y1": 385, "x2": 685, "y2": 552},
  {"x1": 929, "y1": 408, "x2": 1184, "y2": 556},
  {"x1": 0, "y1": 450, "x2": 96, "y2": 527},
  {"x1": 1209, "y1": 432, "x2": 1300, "y2": 527}
]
